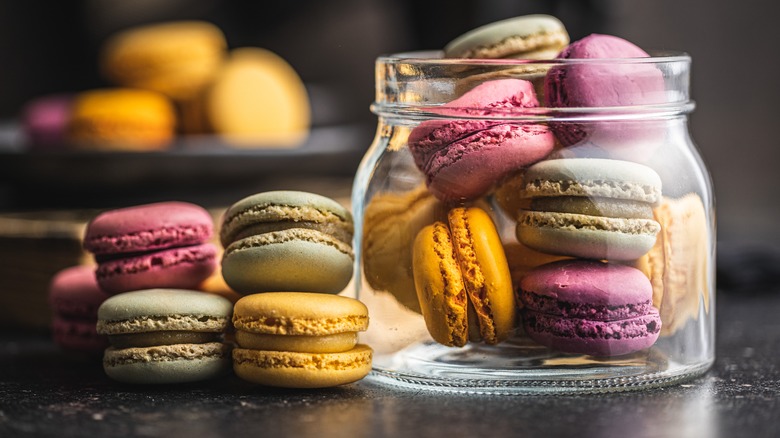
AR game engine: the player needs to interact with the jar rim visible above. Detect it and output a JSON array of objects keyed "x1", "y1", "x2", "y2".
[{"x1": 377, "y1": 50, "x2": 691, "y2": 65}]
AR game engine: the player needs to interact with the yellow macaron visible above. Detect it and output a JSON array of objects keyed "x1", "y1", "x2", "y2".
[
  {"x1": 412, "y1": 207, "x2": 515, "y2": 347},
  {"x1": 100, "y1": 21, "x2": 227, "y2": 101},
  {"x1": 68, "y1": 88, "x2": 176, "y2": 151},
  {"x1": 182, "y1": 47, "x2": 310, "y2": 147},
  {"x1": 232, "y1": 292, "x2": 372, "y2": 388}
]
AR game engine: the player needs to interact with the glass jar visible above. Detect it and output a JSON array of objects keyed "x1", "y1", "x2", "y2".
[{"x1": 352, "y1": 51, "x2": 714, "y2": 394}]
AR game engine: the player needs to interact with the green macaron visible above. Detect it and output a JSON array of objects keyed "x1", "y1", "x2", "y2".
[
  {"x1": 444, "y1": 14, "x2": 569, "y2": 59},
  {"x1": 516, "y1": 158, "x2": 662, "y2": 261},
  {"x1": 219, "y1": 191, "x2": 354, "y2": 294},
  {"x1": 96, "y1": 289, "x2": 233, "y2": 384}
]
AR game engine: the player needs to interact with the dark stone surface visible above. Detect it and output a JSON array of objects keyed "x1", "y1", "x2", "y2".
[{"x1": 2, "y1": 292, "x2": 779, "y2": 438}]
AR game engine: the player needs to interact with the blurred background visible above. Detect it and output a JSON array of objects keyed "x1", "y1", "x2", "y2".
[{"x1": 0, "y1": 0, "x2": 777, "y2": 277}]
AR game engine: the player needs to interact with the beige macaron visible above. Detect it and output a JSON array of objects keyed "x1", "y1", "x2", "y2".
[
  {"x1": 648, "y1": 193, "x2": 711, "y2": 336},
  {"x1": 232, "y1": 292, "x2": 372, "y2": 388}
]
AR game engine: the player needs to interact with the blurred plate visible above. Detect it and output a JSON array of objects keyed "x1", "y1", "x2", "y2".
[{"x1": 0, "y1": 122, "x2": 373, "y2": 210}]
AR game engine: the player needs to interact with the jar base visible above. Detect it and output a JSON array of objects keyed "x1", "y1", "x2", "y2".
[{"x1": 369, "y1": 337, "x2": 712, "y2": 395}]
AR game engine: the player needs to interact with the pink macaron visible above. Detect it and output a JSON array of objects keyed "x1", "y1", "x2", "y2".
[
  {"x1": 20, "y1": 94, "x2": 73, "y2": 150},
  {"x1": 544, "y1": 34, "x2": 667, "y2": 156},
  {"x1": 48, "y1": 265, "x2": 110, "y2": 353},
  {"x1": 408, "y1": 79, "x2": 554, "y2": 202},
  {"x1": 519, "y1": 259, "x2": 661, "y2": 357},
  {"x1": 83, "y1": 201, "x2": 218, "y2": 294}
]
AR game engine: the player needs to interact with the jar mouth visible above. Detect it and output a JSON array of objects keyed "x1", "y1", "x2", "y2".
[
  {"x1": 378, "y1": 50, "x2": 691, "y2": 65},
  {"x1": 373, "y1": 50, "x2": 693, "y2": 121}
]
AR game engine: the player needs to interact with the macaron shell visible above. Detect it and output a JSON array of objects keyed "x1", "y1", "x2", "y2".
[
  {"x1": 95, "y1": 243, "x2": 218, "y2": 294},
  {"x1": 543, "y1": 34, "x2": 666, "y2": 148},
  {"x1": 517, "y1": 210, "x2": 660, "y2": 260},
  {"x1": 221, "y1": 233, "x2": 353, "y2": 294},
  {"x1": 232, "y1": 344, "x2": 372, "y2": 388},
  {"x1": 448, "y1": 208, "x2": 515, "y2": 344},
  {"x1": 52, "y1": 316, "x2": 109, "y2": 353},
  {"x1": 232, "y1": 292, "x2": 367, "y2": 335},
  {"x1": 100, "y1": 21, "x2": 227, "y2": 100},
  {"x1": 523, "y1": 309, "x2": 661, "y2": 356},
  {"x1": 520, "y1": 260, "x2": 661, "y2": 356},
  {"x1": 220, "y1": 190, "x2": 352, "y2": 247},
  {"x1": 444, "y1": 14, "x2": 569, "y2": 59},
  {"x1": 48, "y1": 265, "x2": 109, "y2": 319},
  {"x1": 362, "y1": 185, "x2": 443, "y2": 313},
  {"x1": 425, "y1": 124, "x2": 555, "y2": 202},
  {"x1": 97, "y1": 288, "x2": 233, "y2": 330},
  {"x1": 520, "y1": 158, "x2": 663, "y2": 204},
  {"x1": 650, "y1": 194, "x2": 710, "y2": 336},
  {"x1": 519, "y1": 260, "x2": 655, "y2": 312},
  {"x1": 68, "y1": 88, "x2": 175, "y2": 151},
  {"x1": 412, "y1": 222, "x2": 468, "y2": 347},
  {"x1": 84, "y1": 202, "x2": 214, "y2": 255},
  {"x1": 103, "y1": 342, "x2": 231, "y2": 384},
  {"x1": 205, "y1": 47, "x2": 310, "y2": 146}
]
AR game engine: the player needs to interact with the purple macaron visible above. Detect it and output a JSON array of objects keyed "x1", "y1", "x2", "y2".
[
  {"x1": 544, "y1": 34, "x2": 667, "y2": 154},
  {"x1": 20, "y1": 94, "x2": 73, "y2": 150},
  {"x1": 408, "y1": 79, "x2": 554, "y2": 202},
  {"x1": 519, "y1": 259, "x2": 661, "y2": 356},
  {"x1": 48, "y1": 265, "x2": 110, "y2": 353},
  {"x1": 83, "y1": 202, "x2": 218, "y2": 295}
]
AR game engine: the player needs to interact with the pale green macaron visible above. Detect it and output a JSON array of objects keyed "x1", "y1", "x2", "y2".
[
  {"x1": 444, "y1": 14, "x2": 569, "y2": 59},
  {"x1": 516, "y1": 158, "x2": 662, "y2": 261},
  {"x1": 219, "y1": 191, "x2": 354, "y2": 294},
  {"x1": 96, "y1": 289, "x2": 233, "y2": 384}
]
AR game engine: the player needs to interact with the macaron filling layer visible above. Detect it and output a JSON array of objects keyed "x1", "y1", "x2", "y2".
[
  {"x1": 520, "y1": 290, "x2": 654, "y2": 321},
  {"x1": 229, "y1": 220, "x2": 353, "y2": 246},
  {"x1": 103, "y1": 342, "x2": 230, "y2": 366},
  {"x1": 85, "y1": 224, "x2": 212, "y2": 256},
  {"x1": 522, "y1": 178, "x2": 661, "y2": 204},
  {"x1": 224, "y1": 229, "x2": 353, "y2": 259},
  {"x1": 108, "y1": 331, "x2": 221, "y2": 349},
  {"x1": 233, "y1": 344, "x2": 373, "y2": 370},
  {"x1": 233, "y1": 313, "x2": 368, "y2": 336},
  {"x1": 519, "y1": 211, "x2": 661, "y2": 235},
  {"x1": 530, "y1": 196, "x2": 654, "y2": 219},
  {"x1": 235, "y1": 331, "x2": 358, "y2": 354},
  {"x1": 95, "y1": 243, "x2": 217, "y2": 279},
  {"x1": 97, "y1": 314, "x2": 229, "y2": 335}
]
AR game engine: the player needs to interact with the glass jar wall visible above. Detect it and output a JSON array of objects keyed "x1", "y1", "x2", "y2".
[{"x1": 352, "y1": 52, "x2": 714, "y2": 394}]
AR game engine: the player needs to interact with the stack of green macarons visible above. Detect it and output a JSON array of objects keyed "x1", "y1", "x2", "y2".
[{"x1": 219, "y1": 191, "x2": 372, "y2": 388}]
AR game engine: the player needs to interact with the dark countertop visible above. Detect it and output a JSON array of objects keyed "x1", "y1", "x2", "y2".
[{"x1": 2, "y1": 290, "x2": 779, "y2": 438}]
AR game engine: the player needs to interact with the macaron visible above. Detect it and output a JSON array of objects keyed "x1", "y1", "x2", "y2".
[
  {"x1": 96, "y1": 289, "x2": 233, "y2": 384},
  {"x1": 516, "y1": 158, "x2": 662, "y2": 261},
  {"x1": 648, "y1": 193, "x2": 710, "y2": 336},
  {"x1": 519, "y1": 260, "x2": 662, "y2": 356},
  {"x1": 83, "y1": 202, "x2": 218, "y2": 295},
  {"x1": 100, "y1": 21, "x2": 227, "y2": 101},
  {"x1": 232, "y1": 292, "x2": 371, "y2": 388},
  {"x1": 362, "y1": 185, "x2": 445, "y2": 313},
  {"x1": 444, "y1": 15, "x2": 570, "y2": 59},
  {"x1": 544, "y1": 34, "x2": 667, "y2": 150},
  {"x1": 220, "y1": 191, "x2": 354, "y2": 295},
  {"x1": 20, "y1": 94, "x2": 73, "y2": 150},
  {"x1": 68, "y1": 88, "x2": 176, "y2": 151},
  {"x1": 48, "y1": 265, "x2": 110, "y2": 354},
  {"x1": 407, "y1": 79, "x2": 555, "y2": 202},
  {"x1": 412, "y1": 207, "x2": 515, "y2": 346},
  {"x1": 182, "y1": 47, "x2": 310, "y2": 147}
]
